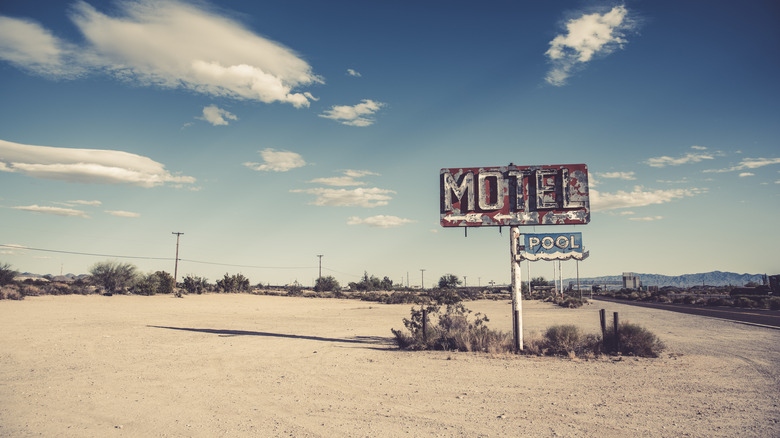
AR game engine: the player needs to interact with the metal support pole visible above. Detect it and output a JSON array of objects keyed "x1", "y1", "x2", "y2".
[{"x1": 510, "y1": 226, "x2": 523, "y2": 351}]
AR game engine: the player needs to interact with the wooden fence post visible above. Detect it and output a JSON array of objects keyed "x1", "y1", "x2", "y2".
[
  {"x1": 599, "y1": 309, "x2": 607, "y2": 350},
  {"x1": 613, "y1": 312, "x2": 620, "y2": 353}
]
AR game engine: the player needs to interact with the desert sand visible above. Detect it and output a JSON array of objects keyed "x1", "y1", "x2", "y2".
[{"x1": 1, "y1": 294, "x2": 778, "y2": 437}]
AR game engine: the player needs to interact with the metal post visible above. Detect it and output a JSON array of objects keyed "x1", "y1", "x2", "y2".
[
  {"x1": 577, "y1": 260, "x2": 581, "y2": 299},
  {"x1": 317, "y1": 254, "x2": 323, "y2": 280},
  {"x1": 510, "y1": 226, "x2": 523, "y2": 351}
]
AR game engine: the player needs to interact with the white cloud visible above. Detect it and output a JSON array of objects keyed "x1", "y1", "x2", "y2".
[
  {"x1": 68, "y1": 199, "x2": 102, "y2": 206},
  {"x1": 645, "y1": 152, "x2": 715, "y2": 167},
  {"x1": 629, "y1": 216, "x2": 663, "y2": 222},
  {"x1": 590, "y1": 186, "x2": 704, "y2": 211},
  {"x1": 200, "y1": 105, "x2": 237, "y2": 126},
  {"x1": 704, "y1": 157, "x2": 780, "y2": 173},
  {"x1": 308, "y1": 169, "x2": 379, "y2": 186},
  {"x1": 291, "y1": 187, "x2": 395, "y2": 207},
  {"x1": 347, "y1": 68, "x2": 361, "y2": 77},
  {"x1": 319, "y1": 99, "x2": 385, "y2": 126},
  {"x1": 0, "y1": 16, "x2": 82, "y2": 77},
  {"x1": 691, "y1": 145, "x2": 708, "y2": 150},
  {"x1": 0, "y1": 1, "x2": 321, "y2": 107},
  {"x1": 739, "y1": 172, "x2": 754, "y2": 177},
  {"x1": 11, "y1": 204, "x2": 89, "y2": 218},
  {"x1": 598, "y1": 171, "x2": 636, "y2": 180},
  {"x1": 308, "y1": 176, "x2": 366, "y2": 187},
  {"x1": 347, "y1": 215, "x2": 416, "y2": 228},
  {"x1": 243, "y1": 148, "x2": 306, "y2": 172},
  {"x1": 0, "y1": 139, "x2": 195, "y2": 187},
  {"x1": 105, "y1": 210, "x2": 140, "y2": 218},
  {"x1": 545, "y1": 6, "x2": 635, "y2": 86}
]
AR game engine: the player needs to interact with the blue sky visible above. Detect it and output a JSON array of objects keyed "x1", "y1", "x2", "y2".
[{"x1": 1, "y1": 0, "x2": 778, "y2": 287}]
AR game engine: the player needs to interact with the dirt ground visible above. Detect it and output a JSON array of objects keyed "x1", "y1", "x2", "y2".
[{"x1": 1, "y1": 294, "x2": 778, "y2": 437}]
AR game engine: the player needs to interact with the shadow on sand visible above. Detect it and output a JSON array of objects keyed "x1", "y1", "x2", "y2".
[{"x1": 147, "y1": 325, "x2": 394, "y2": 349}]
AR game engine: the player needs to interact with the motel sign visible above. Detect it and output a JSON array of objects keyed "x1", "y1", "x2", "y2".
[
  {"x1": 440, "y1": 164, "x2": 590, "y2": 227},
  {"x1": 519, "y1": 232, "x2": 588, "y2": 261}
]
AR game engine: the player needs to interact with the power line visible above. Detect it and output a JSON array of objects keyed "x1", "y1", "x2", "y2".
[{"x1": 0, "y1": 244, "x2": 316, "y2": 270}]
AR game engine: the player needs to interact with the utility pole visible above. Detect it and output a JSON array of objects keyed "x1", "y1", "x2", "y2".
[
  {"x1": 172, "y1": 232, "x2": 183, "y2": 285},
  {"x1": 420, "y1": 269, "x2": 426, "y2": 289},
  {"x1": 464, "y1": 276, "x2": 467, "y2": 287},
  {"x1": 316, "y1": 254, "x2": 323, "y2": 280}
]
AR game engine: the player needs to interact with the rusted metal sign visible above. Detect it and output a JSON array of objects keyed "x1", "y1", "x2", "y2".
[
  {"x1": 440, "y1": 164, "x2": 589, "y2": 227},
  {"x1": 517, "y1": 232, "x2": 588, "y2": 261}
]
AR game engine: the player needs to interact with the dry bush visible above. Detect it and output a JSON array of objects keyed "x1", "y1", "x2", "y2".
[
  {"x1": 0, "y1": 285, "x2": 23, "y2": 300},
  {"x1": 603, "y1": 321, "x2": 666, "y2": 358},
  {"x1": 392, "y1": 304, "x2": 513, "y2": 353}
]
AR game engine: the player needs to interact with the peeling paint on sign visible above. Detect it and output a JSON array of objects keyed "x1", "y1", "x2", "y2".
[
  {"x1": 440, "y1": 164, "x2": 590, "y2": 227},
  {"x1": 517, "y1": 232, "x2": 589, "y2": 261}
]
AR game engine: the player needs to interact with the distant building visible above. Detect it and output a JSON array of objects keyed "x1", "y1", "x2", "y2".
[{"x1": 623, "y1": 272, "x2": 641, "y2": 290}]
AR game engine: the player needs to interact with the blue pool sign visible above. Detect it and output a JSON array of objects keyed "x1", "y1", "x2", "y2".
[{"x1": 519, "y1": 232, "x2": 587, "y2": 261}]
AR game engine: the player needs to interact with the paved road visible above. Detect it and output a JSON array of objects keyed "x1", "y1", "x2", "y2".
[{"x1": 591, "y1": 296, "x2": 780, "y2": 329}]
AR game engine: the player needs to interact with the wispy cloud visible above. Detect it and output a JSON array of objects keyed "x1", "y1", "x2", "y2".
[
  {"x1": 645, "y1": 151, "x2": 715, "y2": 168},
  {"x1": 291, "y1": 187, "x2": 395, "y2": 207},
  {"x1": 53, "y1": 199, "x2": 102, "y2": 207},
  {"x1": 347, "y1": 68, "x2": 361, "y2": 77},
  {"x1": 691, "y1": 145, "x2": 708, "y2": 150},
  {"x1": 629, "y1": 216, "x2": 663, "y2": 222},
  {"x1": 590, "y1": 186, "x2": 704, "y2": 211},
  {"x1": 703, "y1": 157, "x2": 780, "y2": 173},
  {"x1": 597, "y1": 171, "x2": 636, "y2": 180},
  {"x1": 0, "y1": 139, "x2": 195, "y2": 187},
  {"x1": 0, "y1": 16, "x2": 83, "y2": 77},
  {"x1": 545, "y1": 5, "x2": 636, "y2": 86},
  {"x1": 243, "y1": 148, "x2": 306, "y2": 172},
  {"x1": 11, "y1": 204, "x2": 89, "y2": 218},
  {"x1": 308, "y1": 169, "x2": 379, "y2": 187},
  {"x1": 739, "y1": 172, "x2": 754, "y2": 177},
  {"x1": 319, "y1": 99, "x2": 385, "y2": 126},
  {"x1": 200, "y1": 105, "x2": 237, "y2": 126},
  {"x1": 0, "y1": 0, "x2": 321, "y2": 107},
  {"x1": 105, "y1": 210, "x2": 140, "y2": 218},
  {"x1": 347, "y1": 215, "x2": 415, "y2": 228}
]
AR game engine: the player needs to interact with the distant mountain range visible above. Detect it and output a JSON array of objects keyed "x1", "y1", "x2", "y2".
[{"x1": 563, "y1": 271, "x2": 767, "y2": 288}]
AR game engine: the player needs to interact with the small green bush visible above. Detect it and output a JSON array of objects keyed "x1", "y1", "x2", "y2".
[
  {"x1": 768, "y1": 297, "x2": 780, "y2": 311},
  {"x1": 604, "y1": 321, "x2": 666, "y2": 358},
  {"x1": 542, "y1": 325, "x2": 581, "y2": 355}
]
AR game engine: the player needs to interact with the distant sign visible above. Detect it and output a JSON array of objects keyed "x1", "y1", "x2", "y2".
[
  {"x1": 440, "y1": 164, "x2": 589, "y2": 227},
  {"x1": 518, "y1": 232, "x2": 588, "y2": 261}
]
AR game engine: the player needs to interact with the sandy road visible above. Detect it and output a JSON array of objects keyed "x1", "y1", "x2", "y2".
[{"x1": 1, "y1": 294, "x2": 778, "y2": 437}]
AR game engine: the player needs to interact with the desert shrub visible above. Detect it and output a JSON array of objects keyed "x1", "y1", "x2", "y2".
[
  {"x1": 384, "y1": 291, "x2": 424, "y2": 304},
  {"x1": 604, "y1": 322, "x2": 666, "y2": 358},
  {"x1": 20, "y1": 285, "x2": 42, "y2": 297},
  {"x1": 0, "y1": 263, "x2": 18, "y2": 286},
  {"x1": 559, "y1": 297, "x2": 586, "y2": 308},
  {"x1": 768, "y1": 297, "x2": 780, "y2": 311},
  {"x1": 733, "y1": 296, "x2": 758, "y2": 308},
  {"x1": 314, "y1": 276, "x2": 340, "y2": 292},
  {"x1": 392, "y1": 304, "x2": 512, "y2": 353},
  {"x1": 427, "y1": 288, "x2": 462, "y2": 305},
  {"x1": 0, "y1": 285, "x2": 23, "y2": 300},
  {"x1": 132, "y1": 271, "x2": 175, "y2": 295},
  {"x1": 182, "y1": 275, "x2": 208, "y2": 295},
  {"x1": 286, "y1": 283, "x2": 303, "y2": 296},
  {"x1": 89, "y1": 261, "x2": 138, "y2": 294},
  {"x1": 706, "y1": 297, "x2": 732, "y2": 307},
  {"x1": 217, "y1": 273, "x2": 250, "y2": 293},
  {"x1": 542, "y1": 325, "x2": 581, "y2": 355}
]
